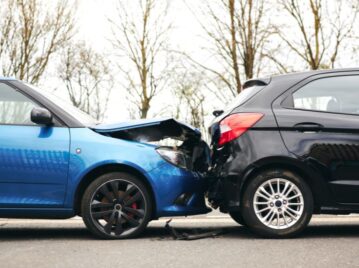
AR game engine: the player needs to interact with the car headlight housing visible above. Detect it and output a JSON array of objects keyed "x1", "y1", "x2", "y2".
[{"x1": 156, "y1": 147, "x2": 192, "y2": 170}]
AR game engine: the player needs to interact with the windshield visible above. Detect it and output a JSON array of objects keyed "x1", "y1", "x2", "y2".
[
  {"x1": 224, "y1": 85, "x2": 265, "y2": 113},
  {"x1": 20, "y1": 82, "x2": 98, "y2": 126}
]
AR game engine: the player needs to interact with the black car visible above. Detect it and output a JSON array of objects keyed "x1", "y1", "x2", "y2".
[{"x1": 208, "y1": 68, "x2": 359, "y2": 237}]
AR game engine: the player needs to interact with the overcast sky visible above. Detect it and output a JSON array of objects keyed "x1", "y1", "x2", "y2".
[
  {"x1": 71, "y1": 0, "x2": 208, "y2": 122},
  {"x1": 46, "y1": 0, "x2": 359, "y2": 124}
]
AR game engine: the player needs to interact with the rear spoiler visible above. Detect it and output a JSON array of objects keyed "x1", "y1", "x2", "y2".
[{"x1": 243, "y1": 77, "x2": 271, "y2": 89}]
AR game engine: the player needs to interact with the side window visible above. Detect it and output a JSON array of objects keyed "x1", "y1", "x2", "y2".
[
  {"x1": 291, "y1": 76, "x2": 359, "y2": 115},
  {"x1": 0, "y1": 83, "x2": 39, "y2": 125}
]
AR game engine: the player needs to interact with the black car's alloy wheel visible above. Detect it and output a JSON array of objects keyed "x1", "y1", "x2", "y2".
[
  {"x1": 82, "y1": 172, "x2": 152, "y2": 239},
  {"x1": 241, "y1": 169, "x2": 313, "y2": 238}
]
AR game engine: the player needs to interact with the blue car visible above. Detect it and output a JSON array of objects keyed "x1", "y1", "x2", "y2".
[{"x1": 0, "y1": 78, "x2": 211, "y2": 239}]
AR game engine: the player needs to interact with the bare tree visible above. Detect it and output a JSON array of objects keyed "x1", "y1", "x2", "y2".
[
  {"x1": 187, "y1": 0, "x2": 273, "y2": 101},
  {"x1": 173, "y1": 69, "x2": 206, "y2": 132},
  {"x1": 58, "y1": 42, "x2": 113, "y2": 121},
  {"x1": 109, "y1": 0, "x2": 172, "y2": 119},
  {"x1": 278, "y1": 0, "x2": 359, "y2": 70},
  {"x1": 0, "y1": 0, "x2": 75, "y2": 84}
]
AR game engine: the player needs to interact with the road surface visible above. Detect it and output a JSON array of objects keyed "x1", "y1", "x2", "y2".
[{"x1": 0, "y1": 211, "x2": 359, "y2": 268}]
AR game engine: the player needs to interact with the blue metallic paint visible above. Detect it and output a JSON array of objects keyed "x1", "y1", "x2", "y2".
[
  {"x1": 0, "y1": 125, "x2": 208, "y2": 218},
  {"x1": 66, "y1": 128, "x2": 208, "y2": 217},
  {"x1": 0, "y1": 78, "x2": 209, "y2": 219},
  {"x1": 145, "y1": 161, "x2": 208, "y2": 217},
  {"x1": 0, "y1": 125, "x2": 70, "y2": 207}
]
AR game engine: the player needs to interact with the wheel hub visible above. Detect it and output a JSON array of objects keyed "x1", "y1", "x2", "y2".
[
  {"x1": 275, "y1": 200, "x2": 282, "y2": 208},
  {"x1": 114, "y1": 204, "x2": 123, "y2": 211}
]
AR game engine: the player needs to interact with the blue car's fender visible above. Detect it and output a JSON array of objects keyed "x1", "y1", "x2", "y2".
[
  {"x1": 65, "y1": 128, "x2": 164, "y2": 211},
  {"x1": 65, "y1": 128, "x2": 209, "y2": 218}
]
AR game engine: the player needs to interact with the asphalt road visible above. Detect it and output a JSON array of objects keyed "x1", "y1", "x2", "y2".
[{"x1": 1, "y1": 212, "x2": 359, "y2": 268}]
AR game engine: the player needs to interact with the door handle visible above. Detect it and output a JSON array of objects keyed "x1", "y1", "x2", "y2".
[{"x1": 293, "y1": 122, "x2": 324, "y2": 132}]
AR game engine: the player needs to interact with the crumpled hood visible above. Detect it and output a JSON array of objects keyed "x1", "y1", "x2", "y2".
[{"x1": 92, "y1": 118, "x2": 201, "y2": 142}]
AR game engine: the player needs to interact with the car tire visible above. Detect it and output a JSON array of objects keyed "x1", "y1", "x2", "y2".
[
  {"x1": 241, "y1": 169, "x2": 313, "y2": 238},
  {"x1": 229, "y1": 211, "x2": 246, "y2": 226},
  {"x1": 81, "y1": 172, "x2": 153, "y2": 239}
]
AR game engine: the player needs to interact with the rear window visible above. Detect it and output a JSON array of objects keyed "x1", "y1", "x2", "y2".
[{"x1": 225, "y1": 85, "x2": 264, "y2": 113}]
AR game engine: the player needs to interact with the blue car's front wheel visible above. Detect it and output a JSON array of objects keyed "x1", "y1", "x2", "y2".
[{"x1": 81, "y1": 172, "x2": 152, "y2": 239}]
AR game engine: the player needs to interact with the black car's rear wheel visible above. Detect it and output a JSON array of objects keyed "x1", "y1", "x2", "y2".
[
  {"x1": 82, "y1": 172, "x2": 152, "y2": 239},
  {"x1": 241, "y1": 169, "x2": 313, "y2": 238},
  {"x1": 229, "y1": 211, "x2": 246, "y2": 226}
]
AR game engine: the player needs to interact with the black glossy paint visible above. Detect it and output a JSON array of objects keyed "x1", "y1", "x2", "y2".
[
  {"x1": 209, "y1": 68, "x2": 359, "y2": 214},
  {"x1": 273, "y1": 71, "x2": 359, "y2": 204}
]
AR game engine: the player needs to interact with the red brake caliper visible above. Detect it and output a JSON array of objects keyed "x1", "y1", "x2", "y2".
[
  {"x1": 119, "y1": 192, "x2": 137, "y2": 218},
  {"x1": 129, "y1": 200, "x2": 138, "y2": 218}
]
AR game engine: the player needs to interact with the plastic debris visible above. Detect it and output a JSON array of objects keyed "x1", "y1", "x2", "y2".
[{"x1": 165, "y1": 219, "x2": 224, "y2": 240}]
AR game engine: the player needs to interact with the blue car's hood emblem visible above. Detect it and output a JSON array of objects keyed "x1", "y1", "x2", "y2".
[{"x1": 92, "y1": 118, "x2": 201, "y2": 142}]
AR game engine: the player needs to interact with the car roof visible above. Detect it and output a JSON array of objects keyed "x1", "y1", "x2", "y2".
[
  {"x1": 270, "y1": 67, "x2": 359, "y2": 82},
  {"x1": 235, "y1": 67, "x2": 359, "y2": 112}
]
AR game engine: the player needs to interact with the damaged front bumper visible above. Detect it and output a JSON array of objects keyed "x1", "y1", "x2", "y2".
[
  {"x1": 92, "y1": 118, "x2": 213, "y2": 218},
  {"x1": 147, "y1": 160, "x2": 211, "y2": 218}
]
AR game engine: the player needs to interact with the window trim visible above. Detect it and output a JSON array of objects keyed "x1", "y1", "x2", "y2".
[
  {"x1": 280, "y1": 74, "x2": 359, "y2": 117},
  {"x1": 0, "y1": 81, "x2": 64, "y2": 127},
  {"x1": 9, "y1": 81, "x2": 86, "y2": 128}
]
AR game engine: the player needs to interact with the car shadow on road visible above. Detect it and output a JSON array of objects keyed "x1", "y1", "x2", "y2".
[
  {"x1": 221, "y1": 224, "x2": 359, "y2": 240},
  {"x1": 1, "y1": 224, "x2": 359, "y2": 241},
  {"x1": 301, "y1": 224, "x2": 359, "y2": 238},
  {"x1": 0, "y1": 226, "x2": 93, "y2": 241}
]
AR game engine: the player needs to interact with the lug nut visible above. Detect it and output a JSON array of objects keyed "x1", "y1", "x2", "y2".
[
  {"x1": 275, "y1": 195, "x2": 279, "y2": 199},
  {"x1": 283, "y1": 200, "x2": 287, "y2": 205},
  {"x1": 270, "y1": 203, "x2": 274, "y2": 207},
  {"x1": 278, "y1": 208, "x2": 282, "y2": 212}
]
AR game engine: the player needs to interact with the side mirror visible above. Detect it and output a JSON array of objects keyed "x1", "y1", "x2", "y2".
[
  {"x1": 31, "y1": 107, "x2": 53, "y2": 126},
  {"x1": 212, "y1": 110, "x2": 224, "y2": 117}
]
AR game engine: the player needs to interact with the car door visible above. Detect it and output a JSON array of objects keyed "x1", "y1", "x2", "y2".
[
  {"x1": 272, "y1": 73, "x2": 359, "y2": 204},
  {"x1": 0, "y1": 82, "x2": 70, "y2": 207}
]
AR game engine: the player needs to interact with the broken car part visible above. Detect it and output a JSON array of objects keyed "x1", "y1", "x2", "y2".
[
  {"x1": 165, "y1": 219, "x2": 224, "y2": 240},
  {"x1": 93, "y1": 118, "x2": 211, "y2": 173}
]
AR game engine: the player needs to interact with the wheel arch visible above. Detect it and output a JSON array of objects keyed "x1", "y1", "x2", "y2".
[
  {"x1": 73, "y1": 163, "x2": 157, "y2": 218},
  {"x1": 239, "y1": 156, "x2": 331, "y2": 212}
]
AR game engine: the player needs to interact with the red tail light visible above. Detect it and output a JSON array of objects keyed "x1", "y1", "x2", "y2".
[{"x1": 218, "y1": 113, "x2": 264, "y2": 146}]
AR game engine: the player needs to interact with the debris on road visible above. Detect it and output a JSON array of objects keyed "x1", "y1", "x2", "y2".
[{"x1": 165, "y1": 219, "x2": 224, "y2": 240}]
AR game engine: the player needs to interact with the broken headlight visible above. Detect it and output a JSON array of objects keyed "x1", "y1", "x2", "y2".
[{"x1": 156, "y1": 147, "x2": 192, "y2": 170}]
